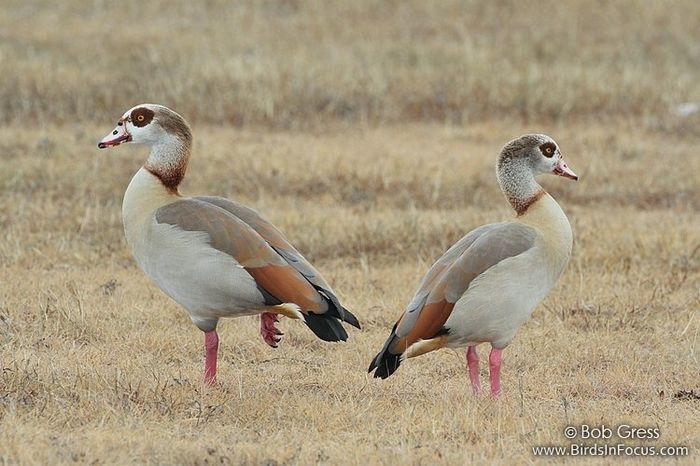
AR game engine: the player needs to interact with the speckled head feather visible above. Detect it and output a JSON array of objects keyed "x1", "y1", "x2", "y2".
[
  {"x1": 498, "y1": 134, "x2": 554, "y2": 169},
  {"x1": 149, "y1": 105, "x2": 192, "y2": 146},
  {"x1": 496, "y1": 134, "x2": 564, "y2": 216}
]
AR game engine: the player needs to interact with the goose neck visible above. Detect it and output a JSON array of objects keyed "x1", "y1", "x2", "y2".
[
  {"x1": 496, "y1": 159, "x2": 543, "y2": 216},
  {"x1": 144, "y1": 135, "x2": 191, "y2": 193}
]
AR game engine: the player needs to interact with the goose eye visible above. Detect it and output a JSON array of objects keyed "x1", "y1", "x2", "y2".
[
  {"x1": 130, "y1": 107, "x2": 155, "y2": 127},
  {"x1": 539, "y1": 143, "x2": 555, "y2": 158}
]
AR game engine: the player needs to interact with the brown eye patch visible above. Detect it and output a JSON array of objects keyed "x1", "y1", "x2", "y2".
[
  {"x1": 539, "y1": 142, "x2": 556, "y2": 158},
  {"x1": 131, "y1": 107, "x2": 155, "y2": 127}
]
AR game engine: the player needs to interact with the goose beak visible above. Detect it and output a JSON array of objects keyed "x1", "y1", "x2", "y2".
[
  {"x1": 553, "y1": 157, "x2": 578, "y2": 181},
  {"x1": 98, "y1": 121, "x2": 132, "y2": 149}
]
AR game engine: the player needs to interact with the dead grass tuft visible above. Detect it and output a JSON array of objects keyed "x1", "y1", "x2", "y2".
[{"x1": 1, "y1": 121, "x2": 699, "y2": 463}]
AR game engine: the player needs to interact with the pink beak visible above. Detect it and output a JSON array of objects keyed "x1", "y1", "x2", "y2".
[
  {"x1": 553, "y1": 157, "x2": 578, "y2": 181},
  {"x1": 98, "y1": 121, "x2": 131, "y2": 149}
]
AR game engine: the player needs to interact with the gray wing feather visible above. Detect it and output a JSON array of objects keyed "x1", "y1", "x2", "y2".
[
  {"x1": 404, "y1": 224, "x2": 497, "y2": 314},
  {"x1": 155, "y1": 199, "x2": 287, "y2": 268},
  {"x1": 193, "y1": 196, "x2": 325, "y2": 283}
]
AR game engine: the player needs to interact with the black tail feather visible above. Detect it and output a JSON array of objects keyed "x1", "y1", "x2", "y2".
[
  {"x1": 316, "y1": 288, "x2": 361, "y2": 330},
  {"x1": 368, "y1": 328, "x2": 403, "y2": 379},
  {"x1": 303, "y1": 312, "x2": 349, "y2": 342},
  {"x1": 340, "y1": 306, "x2": 361, "y2": 329},
  {"x1": 368, "y1": 348, "x2": 402, "y2": 379}
]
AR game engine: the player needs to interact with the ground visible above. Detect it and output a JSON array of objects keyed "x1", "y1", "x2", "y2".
[
  {"x1": 1, "y1": 122, "x2": 698, "y2": 464},
  {"x1": 1, "y1": 1, "x2": 699, "y2": 464}
]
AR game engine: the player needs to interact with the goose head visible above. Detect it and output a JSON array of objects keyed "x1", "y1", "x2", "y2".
[
  {"x1": 97, "y1": 104, "x2": 191, "y2": 149},
  {"x1": 98, "y1": 104, "x2": 193, "y2": 192},
  {"x1": 496, "y1": 134, "x2": 578, "y2": 215},
  {"x1": 498, "y1": 134, "x2": 578, "y2": 181}
]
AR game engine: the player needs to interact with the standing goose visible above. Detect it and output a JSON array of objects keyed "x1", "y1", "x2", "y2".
[
  {"x1": 98, "y1": 104, "x2": 360, "y2": 385},
  {"x1": 368, "y1": 134, "x2": 577, "y2": 396}
]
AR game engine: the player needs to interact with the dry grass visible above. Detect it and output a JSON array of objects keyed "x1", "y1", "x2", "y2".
[
  {"x1": 1, "y1": 0, "x2": 700, "y2": 464},
  {"x1": 0, "y1": 0, "x2": 698, "y2": 127},
  {"x1": 1, "y1": 121, "x2": 699, "y2": 464}
]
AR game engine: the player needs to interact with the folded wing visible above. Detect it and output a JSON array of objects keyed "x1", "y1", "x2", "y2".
[
  {"x1": 194, "y1": 196, "x2": 360, "y2": 329},
  {"x1": 156, "y1": 198, "x2": 357, "y2": 341}
]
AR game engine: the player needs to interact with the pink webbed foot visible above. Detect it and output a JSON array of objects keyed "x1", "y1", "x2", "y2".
[
  {"x1": 204, "y1": 330, "x2": 219, "y2": 386},
  {"x1": 489, "y1": 347, "x2": 503, "y2": 397},
  {"x1": 260, "y1": 312, "x2": 284, "y2": 348},
  {"x1": 466, "y1": 346, "x2": 482, "y2": 395}
]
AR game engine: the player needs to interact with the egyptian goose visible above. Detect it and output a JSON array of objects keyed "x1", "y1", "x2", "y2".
[
  {"x1": 368, "y1": 134, "x2": 577, "y2": 396},
  {"x1": 98, "y1": 104, "x2": 360, "y2": 385}
]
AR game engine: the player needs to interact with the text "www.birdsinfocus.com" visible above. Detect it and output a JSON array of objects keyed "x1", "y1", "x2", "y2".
[{"x1": 532, "y1": 424, "x2": 690, "y2": 457}]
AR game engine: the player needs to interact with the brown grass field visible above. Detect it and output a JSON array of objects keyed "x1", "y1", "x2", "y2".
[{"x1": 1, "y1": 1, "x2": 699, "y2": 465}]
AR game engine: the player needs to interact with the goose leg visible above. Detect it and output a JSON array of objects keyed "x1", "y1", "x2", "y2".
[
  {"x1": 488, "y1": 347, "x2": 503, "y2": 397},
  {"x1": 204, "y1": 330, "x2": 219, "y2": 386},
  {"x1": 466, "y1": 346, "x2": 482, "y2": 394},
  {"x1": 260, "y1": 312, "x2": 284, "y2": 348}
]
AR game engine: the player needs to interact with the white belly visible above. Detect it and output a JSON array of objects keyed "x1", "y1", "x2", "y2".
[
  {"x1": 129, "y1": 217, "x2": 267, "y2": 331},
  {"x1": 444, "y1": 248, "x2": 556, "y2": 349}
]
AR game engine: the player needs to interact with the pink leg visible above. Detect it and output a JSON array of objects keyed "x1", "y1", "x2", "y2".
[
  {"x1": 259, "y1": 312, "x2": 283, "y2": 348},
  {"x1": 204, "y1": 330, "x2": 219, "y2": 386},
  {"x1": 489, "y1": 347, "x2": 503, "y2": 397},
  {"x1": 466, "y1": 346, "x2": 482, "y2": 394}
]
